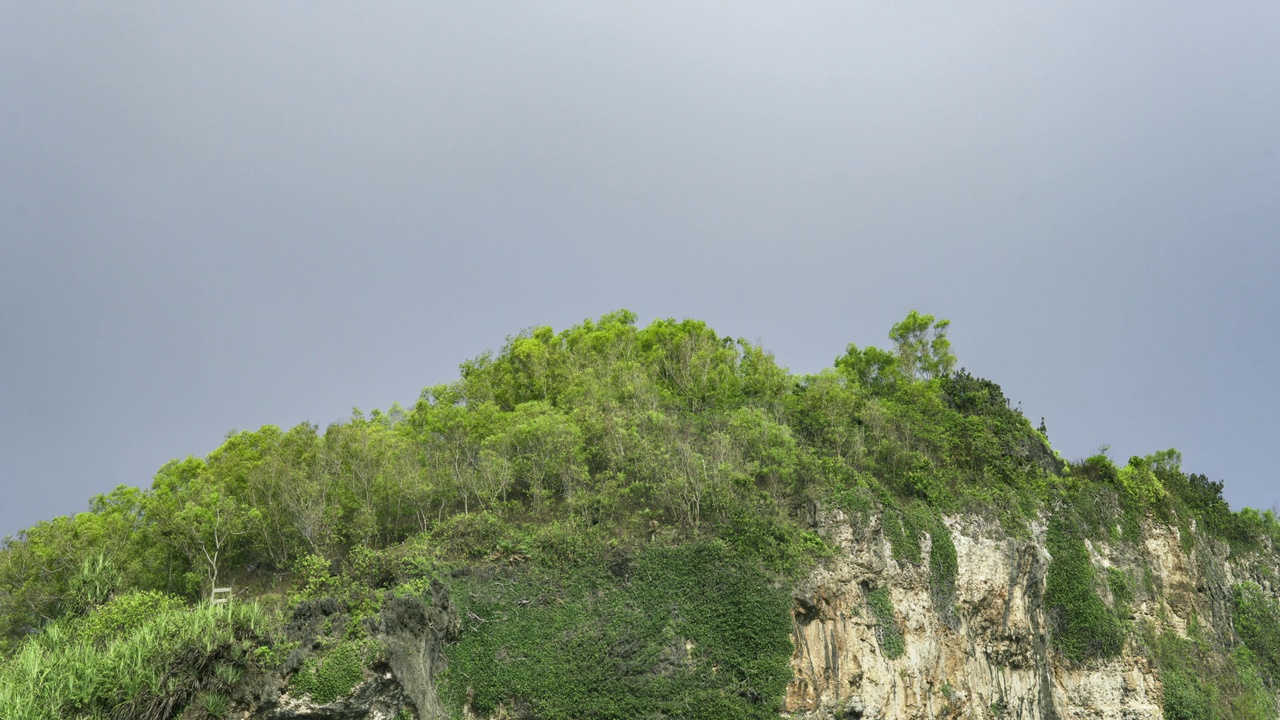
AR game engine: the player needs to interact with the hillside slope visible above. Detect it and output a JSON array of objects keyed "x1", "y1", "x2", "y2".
[{"x1": 2, "y1": 311, "x2": 1278, "y2": 720}]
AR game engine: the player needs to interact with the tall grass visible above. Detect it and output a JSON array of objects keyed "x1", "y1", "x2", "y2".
[{"x1": 0, "y1": 600, "x2": 271, "y2": 720}]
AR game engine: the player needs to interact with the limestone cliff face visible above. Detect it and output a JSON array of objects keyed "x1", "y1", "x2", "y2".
[{"x1": 786, "y1": 507, "x2": 1275, "y2": 720}]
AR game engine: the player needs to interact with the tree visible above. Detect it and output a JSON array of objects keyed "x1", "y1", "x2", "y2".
[
  {"x1": 501, "y1": 402, "x2": 587, "y2": 504},
  {"x1": 835, "y1": 343, "x2": 899, "y2": 388},
  {"x1": 148, "y1": 459, "x2": 257, "y2": 595},
  {"x1": 888, "y1": 310, "x2": 955, "y2": 381},
  {"x1": 177, "y1": 483, "x2": 255, "y2": 593},
  {"x1": 640, "y1": 318, "x2": 743, "y2": 412},
  {"x1": 839, "y1": 311, "x2": 956, "y2": 388}
]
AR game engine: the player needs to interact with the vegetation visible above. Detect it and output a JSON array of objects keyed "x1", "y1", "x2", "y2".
[
  {"x1": 1, "y1": 309, "x2": 1278, "y2": 718},
  {"x1": 866, "y1": 587, "x2": 905, "y2": 660},
  {"x1": 1044, "y1": 516, "x2": 1126, "y2": 662},
  {"x1": 1233, "y1": 582, "x2": 1280, "y2": 687},
  {"x1": 1148, "y1": 626, "x2": 1276, "y2": 720},
  {"x1": 440, "y1": 543, "x2": 792, "y2": 720},
  {"x1": 293, "y1": 642, "x2": 366, "y2": 704},
  {"x1": 0, "y1": 600, "x2": 268, "y2": 720},
  {"x1": 928, "y1": 518, "x2": 959, "y2": 622},
  {"x1": 198, "y1": 692, "x2": 230, "y2": 718}
]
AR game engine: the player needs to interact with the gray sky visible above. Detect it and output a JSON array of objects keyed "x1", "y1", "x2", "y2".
[{"x1": 2, "y1": 2, "x2": 1278, "y2": 538}]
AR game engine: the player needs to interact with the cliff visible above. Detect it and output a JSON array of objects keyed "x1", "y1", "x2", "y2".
[{"x1": 787, "y1": 508, "x2": 1279, "y2": 720}]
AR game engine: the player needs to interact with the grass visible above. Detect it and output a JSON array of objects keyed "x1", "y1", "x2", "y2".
[
  {"x1": 0, "y1": 600, "x2": 271, "y2": 720},
  {"x1": 198, "y1": 691, "x2": 229, "y2": 718}
]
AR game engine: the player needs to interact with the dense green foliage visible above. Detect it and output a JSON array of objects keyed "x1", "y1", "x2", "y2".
[
  {"x1": 2, "y1": 310, "x2": 1279, "y2": 718},
  {"x1": 293, "y1": 642, "x2": 366, "y2": 704},
  {"x1": 1044, "y1": 516, "x2": 1125, "y2": 662},
  {"x1": 1107, "y1": 568, "x2": 1133, "y2": 609},
  {"x1": 1149, "y1": 627, "x2": 1276, "y2": 720},
  {"x1": 440, "y1": 543, "x2": 792, "y2": 720},
  {"x1": 1063, "y1": 448, "x2": 1280, "y2": 554},
  {"x1": 1233, "y1": 582, "x2": 1280, "y2": 687},
  {"x1": 928, "y1": 519, "x2": 959, "y2": 619}
]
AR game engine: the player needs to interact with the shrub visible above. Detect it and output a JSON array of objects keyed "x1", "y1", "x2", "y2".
[
  {"x1": 1162, "y1": 665, "x2": 1214, "y2": 720},
  {"x1": 1119, "y1": 456, "x2": 1167, "y2": 505},
  {"x1": 1107, "y1": 568, "x2": 1133, "y2": 608},
  {"x1": 1149, "y1": 629, "x2": 1275, "y2": 720},
  {"x1": 76, "y1": 589, "x2": 183, "y2": 647},
  {"x1": 292, "y1": 641, "x2": 365, "y2": 704}
]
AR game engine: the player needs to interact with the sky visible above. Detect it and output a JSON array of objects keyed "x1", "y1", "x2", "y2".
[{"x1": 1, "y1": 2, "x2": 1278, "y2": 538}]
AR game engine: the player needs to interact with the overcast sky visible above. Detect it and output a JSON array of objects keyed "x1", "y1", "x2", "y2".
[{"x1": 2, "y1": 2, "x2": 1278, "y2": 538}]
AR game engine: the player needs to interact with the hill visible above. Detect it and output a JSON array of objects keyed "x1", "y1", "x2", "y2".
[{"x1": 3, "y1": 310, "x2": 1279, "y2": 719}]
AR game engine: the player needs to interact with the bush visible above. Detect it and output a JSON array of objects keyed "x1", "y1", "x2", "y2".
[
  {"x1": 1119, "y1": 456, "x2": 1167, "y2": 505},
  {"x1": 1149, "y1": 629, "x2": 1275, "y2": 720},
  {"x1": 1108, "y1": 568, "x2": 1133, "y2": 608},
  {"x1": 1163, "y1": 665, "x2": 1215, "y2": 720},
  {"x1": 76, "y1": 589, "x2": 184, "y2": 647}
]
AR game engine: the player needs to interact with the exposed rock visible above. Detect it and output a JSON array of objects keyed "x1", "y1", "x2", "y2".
[
  {"x1": 234, "y1": 583, "x2": 460, "y2": 720},
  {"x1": 245, "y1": 671, "x2": 410, "y2": 719},
  {"x1": 374, "y1": 581, "x2": 462, "y2": 720},
  {"x1": 785, "y1": 508, "x2": 1216, "y2": 719}
]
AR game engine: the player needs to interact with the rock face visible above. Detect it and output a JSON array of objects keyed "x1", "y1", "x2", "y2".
[
  {"x1": 236, "y1": 583, "x2": 460, "y2": 720},
  {"x1": 784, "y1": 507, "x2": 1268, "y2": 720},
  {"x1": 242, "y1": 672, "x2": 411, "y2": 720},
  {"x1": 375, "y1": 582, "x2": 462, "y2": 720}
]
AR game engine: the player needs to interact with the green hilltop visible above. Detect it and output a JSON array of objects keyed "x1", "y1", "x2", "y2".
[{"x1": 3, "y1": 310, "x2": 1279, "y2": 719}]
